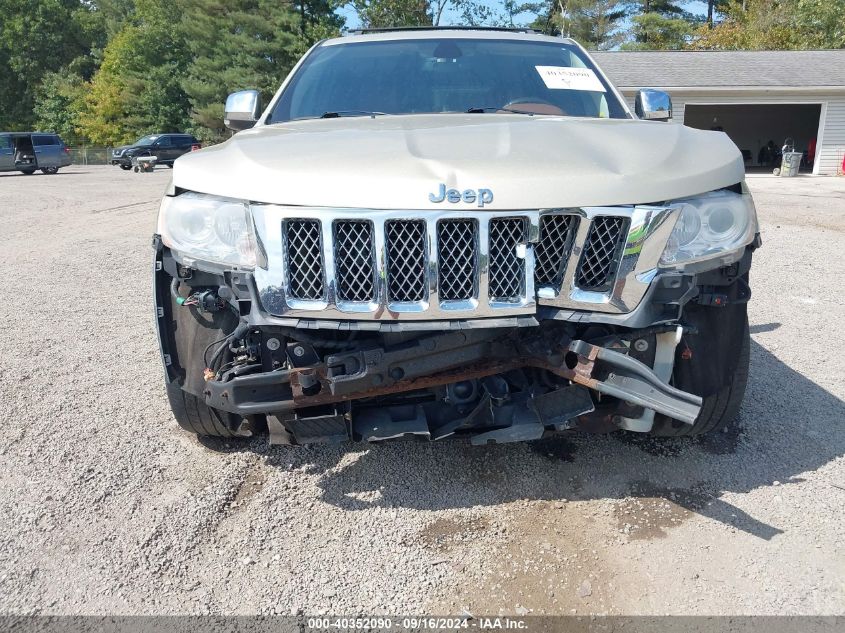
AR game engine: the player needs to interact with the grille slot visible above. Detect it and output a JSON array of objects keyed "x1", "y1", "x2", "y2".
[
  {"x1": 284, "y1": 219, "x2": 325, "y2": 300},
  {"x1": 535, "y1": 214, "x2": 579, "y2": 287},
  {"x1": 333, "y1": 220, "x2": 376, "y2": 302},
  {"x1": 385, "y1": 220, "x2": 427, "y2": 303},
  {"x1": 437, "y1": 220, "x2": 477, "y2": 301},
  {"x1": 488, "y1": 218, "x2": 526, "y2": 301},
  {"x1": 577, "y1": 216, "x2": 627, "y2": 291}
]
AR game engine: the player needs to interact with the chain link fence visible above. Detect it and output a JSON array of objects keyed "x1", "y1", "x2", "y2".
[{"x1": 66, "y1": 146, "x2": 115, "y2": 165}]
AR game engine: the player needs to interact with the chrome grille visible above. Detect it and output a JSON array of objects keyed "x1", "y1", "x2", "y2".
[
  {"x1": 285, "y1": 219, "x2": 324, "y2": 300},
  {"x1": 577, "y1": 216, "x2": 627, "y2": 291},
  {"x1": 386, "y1": 220, "x2": 427, "y2": 303},
  {"x1": 254, "y1": 204, "x2": 665, "y2": 322},
  {"x1": 437, "y1": 220, "x2": 477, "y2": 301},
  {"x1": 334, "y1": 220, "x2": 375, "y2": 302},
  {"x1": 535, "y1": 214, "x2": 578, "y2": 287},
  {"x1": 488, "y1": 218, "x2": 526, "y2": 301}
]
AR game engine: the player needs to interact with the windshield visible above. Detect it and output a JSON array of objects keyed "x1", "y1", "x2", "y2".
[
  {"x1": 135, "y1": 135, "x2": 159, "y2": 146},
  {"x1": 268, "y1": 38, "x2": 628, "y2": 123}
]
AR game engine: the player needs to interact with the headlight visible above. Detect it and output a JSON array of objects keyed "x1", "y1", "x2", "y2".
[
  {"x1": 660, "y1": 189, "x2": 757, "y2": 267},
  {"x1": 157, "y1": 192, "x2": 257, "y2": 268}
]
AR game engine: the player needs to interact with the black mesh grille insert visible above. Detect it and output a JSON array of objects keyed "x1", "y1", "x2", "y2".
[
  {"x1": 576, "y1": 216, "x2": 627, "y2": 291},
  {"x1": 385, "y1": 220, "x2": 427, "y2": 302},
  {"x1": 334, "y1": 220, "x2": 375, "y2": 302},
  {"x1": 285, "y1": 219, "x2": 324, "y2": 300},
  {"x1": 534, "y1": 214, "x2": 579, "y2": 287},
  {"x1": 488, "y1": 218, "x2": 526, "y2": 301},
  {"x1": 437, "y1": 220, "x2": 477, "y2": 301}
]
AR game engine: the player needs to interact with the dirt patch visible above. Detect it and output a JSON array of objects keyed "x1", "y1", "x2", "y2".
[
  {"x1": 432, "y1": 501, "x2": 622, "y2": 615},
  {"x1": 231, "y1": 464, "x2": 267, "y2": 508},
  {"x1": 614, "y1": 483, "x2": 711, "y2": 540},
  {"x1": 419, "y1": 516, "x2": 490, "y2": 552}
]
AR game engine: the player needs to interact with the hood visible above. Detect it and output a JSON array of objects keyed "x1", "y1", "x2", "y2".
[{"x1": 172, "y1": 114, "x2": 744, "y2": 209}]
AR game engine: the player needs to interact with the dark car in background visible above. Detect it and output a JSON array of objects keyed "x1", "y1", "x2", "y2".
[
  {"x1": 111, "y1": 133, "x2": 201, "y2": 170},
  {"x1": 0, "y1": 132, "x2": 71, "y2": 175}
]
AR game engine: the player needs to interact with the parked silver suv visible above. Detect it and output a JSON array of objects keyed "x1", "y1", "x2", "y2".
[
  {"x1": 0, "y1": 132, "x2": 71, "y2": 175},
  {"x1": 153, "y1": 28, "x2": 760, "y2": 445}
]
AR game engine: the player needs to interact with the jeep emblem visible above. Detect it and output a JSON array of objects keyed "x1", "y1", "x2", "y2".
[{"x1": 429, "y1": 183, "x2": 494, "y2": 208}]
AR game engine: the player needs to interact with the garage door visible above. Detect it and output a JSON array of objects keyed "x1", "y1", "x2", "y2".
[{"x1": 684, "y1": 104, "x2": 822, "y2": 174}]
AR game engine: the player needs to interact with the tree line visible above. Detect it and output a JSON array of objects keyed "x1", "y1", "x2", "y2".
[{"x1": 1, "y1": 0, "x2": 842, "y2": 146}]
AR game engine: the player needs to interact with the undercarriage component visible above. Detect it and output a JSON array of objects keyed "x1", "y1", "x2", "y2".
[
  {"x1": 618, "y1": 327, "x2": 682, "y2": 432},
  {"x1": 568, "y1": 339, "x2": 702, "y2": 424},
  {"x1": 202, "y1": 324, "x2": 703, "y2": 444}
]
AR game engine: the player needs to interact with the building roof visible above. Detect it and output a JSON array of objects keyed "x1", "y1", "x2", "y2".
[{"x1": 591, "y1": 50, "x2": 845, "y2": 90}]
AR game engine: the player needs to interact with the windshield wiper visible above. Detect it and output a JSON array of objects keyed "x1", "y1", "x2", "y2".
[
  {"x1": 320, "y1": 110, "x2": 389, "y2": 119},
  {"x1": 466, "y1": 106, "x2": 538, "y2": 115}
]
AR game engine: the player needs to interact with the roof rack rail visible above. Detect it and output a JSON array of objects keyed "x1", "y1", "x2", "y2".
[{"x1": 346, "y1": 26, "x2": 538, "y2": 35}]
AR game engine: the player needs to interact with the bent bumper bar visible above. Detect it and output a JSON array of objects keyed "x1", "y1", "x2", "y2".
[{"x1": 203, "y1": 330, "x2": 702, "y2": 430}]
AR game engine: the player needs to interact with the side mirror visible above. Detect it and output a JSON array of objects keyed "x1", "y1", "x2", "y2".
[
  {"x1": 224, "y1": 90, "x2": 261, "y2": 131},
  {"x1": 635, "y1": 89, "x2": 672, "y2": 122}
]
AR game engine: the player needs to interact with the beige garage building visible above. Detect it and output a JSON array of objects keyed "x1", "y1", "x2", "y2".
[{"x1": 593, "y1": 50, "x2": 845, "y2": 175}]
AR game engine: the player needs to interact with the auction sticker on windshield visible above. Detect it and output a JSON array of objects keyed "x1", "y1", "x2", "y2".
[{"x1": 535, "y1": 66, "x2": 606, "y2": 92}]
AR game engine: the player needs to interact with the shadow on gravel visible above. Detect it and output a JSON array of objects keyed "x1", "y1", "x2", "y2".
[
  {"x1": 218, "y1": 340, "x2": 844, "y2": 541},
  {"x1": 0, "y1": 171, "x2": 85, "y2": 177}
]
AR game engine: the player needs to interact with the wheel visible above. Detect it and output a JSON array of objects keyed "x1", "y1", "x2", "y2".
[
  {"x1": 19, "y1": 168, "x2": 36, "y2": 175},
  {"x1": 40, "y1": 167, "x2": 59, "y2": 175},
  {"x1": 650, "y1": 302, "x2": 750, "y2": 437},
  {"x1": 166, "y1": 382, "x2": 238, "y2": 437},
  {"x1": 162, "y1": 277, "x2": 246, "y2": 438},
  {"x1": 119, "y1": 164, "x2": 132, "y2": 171}
]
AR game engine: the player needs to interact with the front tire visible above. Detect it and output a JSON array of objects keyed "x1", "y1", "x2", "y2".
[
  {"x1": 20, "y1": 168, "x2": 36, "y2": 175},
  {"x1": 166, "y1": 382, "x2": 238, "y2": 437},
  {"x1": 650, "y1": 302, "x2": 750, "y2": 437},
  {"x1": 41, "y1": 167, "x2": 59, "y2": 175},
  {"x1": 119, "y1": 164, "x2": 132, "y2": 171}
]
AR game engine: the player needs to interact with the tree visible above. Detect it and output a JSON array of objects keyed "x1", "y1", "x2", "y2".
[
  {"x1": 690, "y1": 0, "x2": 845, "y2": 50},
  {"x1": 622, "y1": 11, "x2": 692, "y2": 48},
  {"x1": 77, "y1": 0, "x2": 191, "y2": 144},
  {"x1": 705, "y1": 0, "x2": 732, "y2": 27},
  {"x1": 348, "y1": 0, "x2": 498, "y2": 28},
  {"x1": 623, "y1": 0, "x2": 688, "y2": 16},
  {"x1": 181, "y1": 0, "x2": 341, "y2": 142},
  {"x1": 531, "y1": 1, "x2": 628, "y2": 50},
  {"x1": 33, "y1": 72, "x2": 87, "y2": 141},
  {"x1": 793, "y1": 0, "x2": 845, "y2": 48},
  {"x1": 620, "y1": 0, "x2": 698, "y2": 48},
  {"x1": 0, "y1": 0, "x2": 100, "y2": 130},
  {"x1": 351, "y1": 0, "x2": 430, "y2": 26}
]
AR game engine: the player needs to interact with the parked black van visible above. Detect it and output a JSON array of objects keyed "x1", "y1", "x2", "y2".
[
  {"x1": 111, "y1": 134, "x2": 200, "y2": 170},
  {"x1": 0, "y1": 132, "x2": 72, "y2": 174}
]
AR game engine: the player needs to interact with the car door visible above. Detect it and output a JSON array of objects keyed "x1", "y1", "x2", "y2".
[
  {"x1": 32, "y1": 134, "x2": 60, "y2": 168},
  {"x1": 172, "y1": 135, "x2": 192, "y2": 161},
  {"x1": 153, "y1": 135, "x2": 174, "y2": 163},
  {"x1": 0, "y1": 135, "x2": 13, "y2": 172}
]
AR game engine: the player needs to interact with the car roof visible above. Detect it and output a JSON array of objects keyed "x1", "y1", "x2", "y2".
[{"x1": 323, "y1": 27, "x2": 577, "y2": 48}]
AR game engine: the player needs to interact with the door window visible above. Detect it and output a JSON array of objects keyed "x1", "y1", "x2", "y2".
[
  {"x1": 155, "y1": 136, "x2": 172, "y2": 147},
  {"x1": 0, "y1": 136, "x2": 11, "y2": 150},
  {"x1": 32, "y1": 135, "x2": 56, "y2": 146}
]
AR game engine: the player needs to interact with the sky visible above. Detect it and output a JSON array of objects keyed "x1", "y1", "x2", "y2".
[{"x1": 338, "y1": 1, "x2": 712, "y2": 33}]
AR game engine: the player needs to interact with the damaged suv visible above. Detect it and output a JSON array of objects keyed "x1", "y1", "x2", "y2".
[{"x1": 153, "y1": 28, "x2": 760, "y2": 445}]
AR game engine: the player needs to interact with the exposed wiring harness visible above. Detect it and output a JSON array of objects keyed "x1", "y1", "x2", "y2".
[{"x1": 203, "y1": 322, "x2": 251, "y2": 381}]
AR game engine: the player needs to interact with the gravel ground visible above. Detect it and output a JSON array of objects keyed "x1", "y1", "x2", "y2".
[{"x1": 0, "y1": 166, "x2": 843, "y2": 616}]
